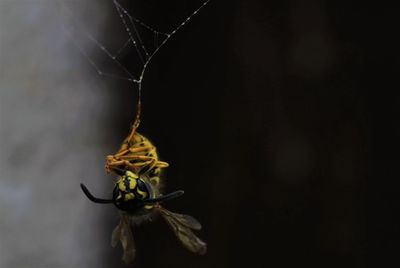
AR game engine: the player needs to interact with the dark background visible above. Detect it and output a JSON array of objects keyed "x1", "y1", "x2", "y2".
[
  {"x1": 93, "y1": 0, "x2": 400, "y2": 268},
  {"x1": 2, "y1": 0, "x2": 399, "y2": 267},
  {"x1": 10, "y1": 0, "x2": 393, "y2": 267}
]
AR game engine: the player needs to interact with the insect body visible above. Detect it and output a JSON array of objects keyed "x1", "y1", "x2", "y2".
[{"x1": 81, "y1": 104, "x2": 206, "y2": 263}]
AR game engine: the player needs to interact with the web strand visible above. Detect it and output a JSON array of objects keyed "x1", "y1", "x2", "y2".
[
  {"x1": 113, "y1": 0, "x2": 150, "y2": 59},
  {"x1": 136, "y1": 0, "x2": 212, "y2": 84},
  {"x1": 113, "y1": 0, "x2": 145, "y2": 64},
  {"x1": 114, "y1": 38, "x2": 131, "y2": 60},
  {"x1": 62, "y1": 0, "x2": 211, "y2": 109}
]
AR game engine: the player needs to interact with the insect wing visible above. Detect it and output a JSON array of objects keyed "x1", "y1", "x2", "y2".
[
  {"x1": 160, "y1": 208, "x2": 202, "y2": 230},
  {"x1": 112, "y1": 215, "x2": 136, "y2": 264},
  {"x1": 159, "y1": 207, "x2": 207, "y2": 255}
]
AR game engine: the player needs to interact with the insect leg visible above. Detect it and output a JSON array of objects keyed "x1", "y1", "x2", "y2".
[
  {"x1": 107, "y1": 160, "x2": 140, "y2": 171},
  {"x1": 127, "y1": 102, "x2": 141, "y2": 144},
  {"x1": 155, "y1": 161, "x2": 169, "y2": 168},
  {"x1": 128, "y1": 146, "x2": 154, "y2": 153},
  {"x1": 118, "y1": 155, "x2": 153, "y2": 161}
]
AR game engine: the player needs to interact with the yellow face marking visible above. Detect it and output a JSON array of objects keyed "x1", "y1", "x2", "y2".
[
  {"x1": 124, "y1": 193, "x2": 135, "y2": 201},
  {"x1": 117, "y1": 179, "x2": 126, "y2": 191},
  {"x1": 116, "y1": 171, "x2": 138, "y2": 192},
  {"x1": 125, "y1": 170, "x2": 138, "y2": 179},
  {"x1": 144, "y1": 204, "x2": 154, "y2": 210},
  {"x1": 129, "y1": 179, "x2": 137, "y2": 191}
]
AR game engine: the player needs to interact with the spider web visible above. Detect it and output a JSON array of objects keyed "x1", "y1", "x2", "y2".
[{"x1": 59, "y1": 0, "x2": 211, "y2": 106}]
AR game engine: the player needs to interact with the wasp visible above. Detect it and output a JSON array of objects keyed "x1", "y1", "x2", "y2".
[{"x1": 80, "y1": 103, "x2": 206, "y2": 263}]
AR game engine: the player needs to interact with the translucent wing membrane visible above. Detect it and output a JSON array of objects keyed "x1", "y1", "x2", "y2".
[
  {"x1": 158, "y1": 207, "x2": 207, "y2": 254},
  {"x1": 112, "y1": 215, "x2": 136, "y2": 264},
  {"x1": 159, "y1": 207, "x2": 202, "y2": 230}
]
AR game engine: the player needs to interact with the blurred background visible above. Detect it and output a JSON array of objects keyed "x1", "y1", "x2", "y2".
[{"x1": 1, "y1": 0, "x2": 398, "y2": 267}]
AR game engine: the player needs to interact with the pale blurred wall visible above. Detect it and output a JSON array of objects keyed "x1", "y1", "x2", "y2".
[{"x1": 0, "y1": 1, "x2": 116, "y2": 267}]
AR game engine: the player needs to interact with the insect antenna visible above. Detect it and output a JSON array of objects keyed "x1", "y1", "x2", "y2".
[
  {"x1": 112, "y1": 166, "x2": 126, "y2": 176},
  {"x1": 80, "y1": 183, "x2": 115, "y2": 204},
  {"x1": 143, "y1": 190, "x2": 185, "y2": 204}
]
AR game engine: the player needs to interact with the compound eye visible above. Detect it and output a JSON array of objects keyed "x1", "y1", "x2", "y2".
[
  {"x1": 136, "y1": 178, "x2": 148, "y2": 192},
  {"x1": 136, "y1": 178, "x2": 150, "y2": 199}
]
